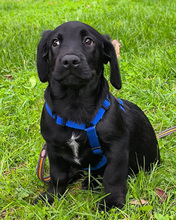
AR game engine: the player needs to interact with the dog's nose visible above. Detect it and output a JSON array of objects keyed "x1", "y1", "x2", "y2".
[{"x1": 61, "y1": 55, "x2": 80, "y2": 69}]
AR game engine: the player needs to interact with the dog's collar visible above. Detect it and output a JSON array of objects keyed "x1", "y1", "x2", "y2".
[{"x1": 45, "y1": 95, "x2": 124, "y2": 171}]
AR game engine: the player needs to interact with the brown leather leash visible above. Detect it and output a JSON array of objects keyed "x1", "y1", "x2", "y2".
[{"x1": 37, "y1": 126, "x2": 176, "y2": 183}]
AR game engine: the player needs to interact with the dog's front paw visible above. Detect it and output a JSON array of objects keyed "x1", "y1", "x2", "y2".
[
  {"x1": 98, "y1": 196, "x2": 125, "y2": 211},
  {"x1": 34, "y1": 192, "x2": 54, "y2": 205}
]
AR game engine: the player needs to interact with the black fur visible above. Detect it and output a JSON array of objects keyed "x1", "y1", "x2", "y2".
[{"x1": 36, "y1": 21, "x2": 160, "y2": 210}]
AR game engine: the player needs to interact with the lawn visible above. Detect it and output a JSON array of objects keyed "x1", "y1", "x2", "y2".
[{"x1": 0, "y1": 0, "x2": 176, "y2": 219}]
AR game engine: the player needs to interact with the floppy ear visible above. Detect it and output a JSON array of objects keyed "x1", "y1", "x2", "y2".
[
  {"x1": 103, "y1": 36, "x2": 121, "y2": 89},
  {"x1": 37, "y1": 30, "x2": 52, "y2": 82}
]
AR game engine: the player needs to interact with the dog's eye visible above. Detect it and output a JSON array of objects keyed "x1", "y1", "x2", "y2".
[
  {"x1": 52, "y1": 39, "x2": 60, "y2": 47},
  {"x1": 84, "y1": 37, "x2": 94, "y2": 46}
]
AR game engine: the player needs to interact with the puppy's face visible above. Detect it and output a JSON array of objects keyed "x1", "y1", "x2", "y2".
[
  {"x1": 37, "y1": 21, "x2": 121, "y2": 89},
  {"x1": 49, "y1": 22, "x2": 105, "y2": 87}
]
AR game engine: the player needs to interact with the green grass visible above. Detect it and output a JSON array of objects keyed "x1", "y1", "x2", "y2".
[{"x1": 0, "y1": 0, "x2": 176, "y2": 219}]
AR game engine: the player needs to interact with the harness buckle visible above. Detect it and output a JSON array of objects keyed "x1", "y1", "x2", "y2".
[
  {"x1": 55, "y1": 115, "x2": 66, "y2": 127},
  {"x1": 102, "y1": 97, "x2": 110, "y2": 110},
  {"x1": 61, "y1": 119, "x2": 66, "y2": 127}
]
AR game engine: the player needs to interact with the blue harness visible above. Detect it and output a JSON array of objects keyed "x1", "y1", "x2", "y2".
[{"x1": 45, "y1": 95, "x2": 124, "y2": 170}]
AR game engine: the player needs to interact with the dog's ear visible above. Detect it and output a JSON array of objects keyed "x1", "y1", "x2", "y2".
[
  {"x1": 103, "y1": 35, "x2": 121, "y2": 89},
  {"x1": 37, "y1": 30, "x2": 52, "y2": 82}
]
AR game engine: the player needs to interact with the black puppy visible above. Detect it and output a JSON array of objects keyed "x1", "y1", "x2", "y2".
[{"x1": 36, "y1": 21, "x2": 160, "y2": 210}]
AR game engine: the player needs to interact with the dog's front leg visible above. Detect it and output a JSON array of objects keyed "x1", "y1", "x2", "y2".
[
  {"x1": 37, "y1": 152, "x2": 70, "y2": 205},
  {"x1": 100, "y1": 142, "x2": 129, "y2": 210}
]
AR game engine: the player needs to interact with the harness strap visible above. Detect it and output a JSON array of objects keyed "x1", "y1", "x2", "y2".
[
  {"x1": 86, "y1": 96, "x2": 110, "y2": 154},
  {"x1": 45, "y1": 97, "x2": 111, "y2": 131},
  {"x1": 86, "y1": 126, "x2": 100, "y2": 152},
  {"x1": 46, "y1": 103, "x2": 86, "y2": 130}
]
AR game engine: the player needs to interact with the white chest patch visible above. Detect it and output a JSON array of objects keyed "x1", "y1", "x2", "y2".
[{"x1": 67, "y1": 133, "x2": 80, "y2": 164}]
